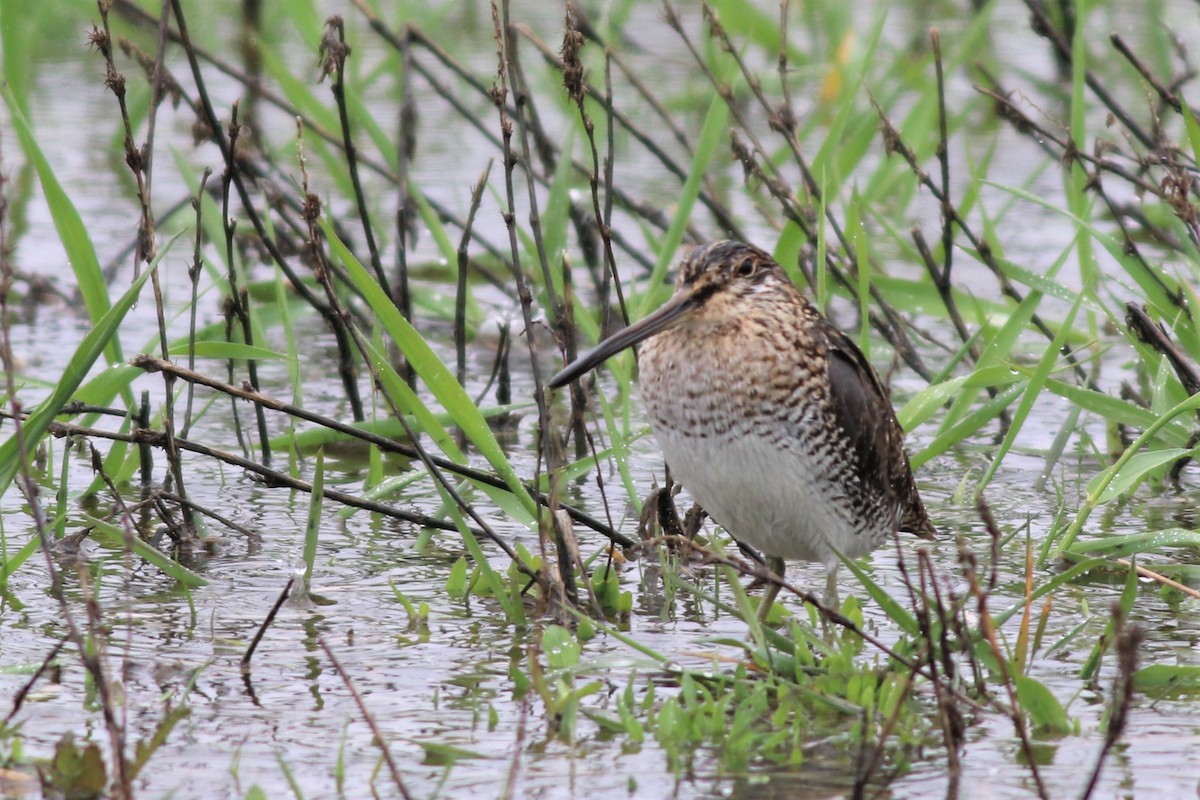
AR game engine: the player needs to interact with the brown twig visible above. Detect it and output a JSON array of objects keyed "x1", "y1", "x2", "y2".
[
  {"x1": 3, "y1": 636, "x2": 68, "y2": 726},
  {"x1": 127, "y1": 355, "x2": 630, "y2": 545},
  {"x1": 218, "y1": 101, "x2": 273, "y2": 464},
  {"x1": 167, "y1": 0, "x2": 367, "y2": 422},
  {"x1": 1078, "y1": 608, "x2": 1141, "y2": 800},
  {"x1": 874, "y1": 94, "x2": 1095, "y2": 388},
  {"x1": 241, "y1": 577, "x2": 294, "y2": 672},
  {"x1": 293, "y1": 131, "x2": 549, "y2": 594},
  {"x1": 1023, "y1": 0, "x2": 1154, "y2": 149},
  {"x1": 493, "y1": 0, "x2": 575, "y2": 604},
  {"x1": 179, "y1": 168, "x2": 210, "y2": 439},
  {"x1": 320, "y1": 17, "x2": 388, "y2": 294},
  {"x1": 318, "y1": 636, "x2": 414, "y2": 799},
  {"x1": 394, "y1": 23, "x2": 417, "y2": 388},
  {"x1": 972, "y1": 496, "x2": 1049, "y2": 799},
  {"x1": 457, "y1": 163, "x2": 493, "y2": 396},
  {"x1": 0, "y1": 71, "x2": 134, "y2": 800}
]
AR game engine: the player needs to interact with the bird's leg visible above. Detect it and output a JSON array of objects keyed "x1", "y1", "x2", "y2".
[
  {"x1": 757, "y1": 555, "x2": 787, "y2": 622},
  {"x1": 821, "y1": 567, "x2": 840, "y2": 641},
  {"x1": 823, "y1": 567, "x2": 840, "y2": 612}
]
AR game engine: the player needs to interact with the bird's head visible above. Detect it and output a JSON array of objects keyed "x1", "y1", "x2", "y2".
[{"x1": 548, "y1": 240, "x2": 792, "y2": 388}]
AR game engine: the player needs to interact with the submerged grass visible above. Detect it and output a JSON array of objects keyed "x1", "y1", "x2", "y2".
[{"x1": 4, "y1": 0, "x2": 1200, "y2": 797}]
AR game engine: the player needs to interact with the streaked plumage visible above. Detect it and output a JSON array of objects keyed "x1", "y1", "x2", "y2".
[{"x1": 550, "y1": 241, "x2": 935, "y2": 617}]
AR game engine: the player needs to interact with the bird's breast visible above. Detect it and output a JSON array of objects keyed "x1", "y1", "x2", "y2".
[{"x1": 636, "y1": 322, "x2": 889, "y2": 565}]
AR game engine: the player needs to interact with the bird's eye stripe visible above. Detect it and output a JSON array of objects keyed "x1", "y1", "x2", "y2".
[{"x1": 690, "y1": 280, "x2": 721, "y2": 305}]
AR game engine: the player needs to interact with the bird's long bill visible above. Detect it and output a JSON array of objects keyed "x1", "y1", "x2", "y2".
[{"x1": 548, "y1": 291, "x2": 694, "y2": 388}]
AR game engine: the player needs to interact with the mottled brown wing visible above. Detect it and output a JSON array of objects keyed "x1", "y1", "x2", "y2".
[{"x1": 817, "y1": 320, "x2": 936, "y2": 540}]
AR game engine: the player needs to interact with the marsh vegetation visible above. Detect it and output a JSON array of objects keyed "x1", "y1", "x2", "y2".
[{"x1": 3, "y1": 0, "x2": 1200, "y2": 797}]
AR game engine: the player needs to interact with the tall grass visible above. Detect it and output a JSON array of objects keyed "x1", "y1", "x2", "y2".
[{"x1": 2, "y1": 0, "x2": 1200, "y2": 796}]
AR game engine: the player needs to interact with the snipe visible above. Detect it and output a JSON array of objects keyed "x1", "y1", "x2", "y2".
[{"x1": 549, "y1": 240, "x2": 936, "y2": 619}]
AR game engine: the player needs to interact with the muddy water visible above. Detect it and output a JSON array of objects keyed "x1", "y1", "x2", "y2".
[{"x1": 3, "y1": 2, "x2": 1200, "y2": 798}]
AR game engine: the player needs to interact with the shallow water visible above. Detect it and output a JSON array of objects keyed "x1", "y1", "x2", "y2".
[{"x1": 4, "y1": 1, "x2": 1200, "y2": 798}]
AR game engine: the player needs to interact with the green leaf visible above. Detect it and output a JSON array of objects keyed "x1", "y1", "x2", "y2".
[
  {"x1": 414, "y1": 740, "x2": 488, "y2": 766},
  {"x1": 1133, "y1": 664, "x2": 1200, "y2": 693},
  {"x1": 325, "y1": 221, "x2": 537, "y2": 519},
  {"x1": 1182, "y1": 101, "x2": 1200, "y2": 167},
  {"x1": 64, "y1": 365, "x2": 142, "y2": 411},
  {"x1": 510, "y1": 665, "x2": 531, "y2": 698},
  {"x1": 897, "y1": 376, "x2": 968, "y2": 431},
  {"x1": 840, "y1": 553, "x2": 919, "y2": 636},
  {"x1": 542, "y1": 624, "x2": 581, "y2": 669},
  {"x1": 1015, "y1": 675, "x2": 1072, "y2": 736},
  {"x1": 912, "y1": 381, "x2": 1026, "y2": 468},
  {"x1": 1057, "y1": 389, "x2": 1200, "y2": 555},
  {"x1": 168, "y1": 341, "x2": 288, "y2": 361},
  {"x1": 0, "y1": 267, "x2": 153, "y2": 496},
  {"x1": 86, "y1": 515, "x2": 207, "y2": 588},
  {"x1": 540, "y1": 125, "x2": 577, "y2": 294},
  {"x1": 408, "y1": 185, "x2": 459, "y2": 276},
  {"x1": 47, "y1": 733, "x2": 107, "y2": 796},
  {"x1": 446, "y1": 556, "x2": 468, "y2": 598},
  {"x1": 1085, "y1": 447, "x2": 1199, "y2": 503},
  {"x1": 3, "y1": 84, "x2": 122, "y2": 368},
  {"x1": 130, "y1": 703, "x2": 191, "y2": 779},
  {"x1": 986, "y1": 177, "x2": 1185, "y2": 340},
  {"x1": 638, "y1": 92, "x2": 730, "y2": 319},
  {"x1": 990, "y1": 252, "x2": 1100, "y2": 308},
  {"x1": 0, "y1": 0, "x2": 34, "y2": 113},
  {"x1": 1041, "y1": 378, "x2": 1190, "y2": 444},
  {"x1": 992, "y1": 556, "x2": 1109, "y2": 628},
  {"x1": 1065, "y1": 528, "x2": 1200, "y2": 560},
  {"x1": 303, "y1": 449, "x2": 324, "y2": 590},
  {"x1": 456, "y1": 526, "x2": 522, "y2": 623}
]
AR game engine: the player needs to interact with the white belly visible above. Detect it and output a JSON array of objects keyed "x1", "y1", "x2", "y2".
[{"x1": 652, "y1": 424, "x2": 873, "y2": 569}]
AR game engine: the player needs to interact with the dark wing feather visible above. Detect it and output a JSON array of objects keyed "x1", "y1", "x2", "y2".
[{"x1": 817, "y1": 320, "x2": 936, "y2": 540}]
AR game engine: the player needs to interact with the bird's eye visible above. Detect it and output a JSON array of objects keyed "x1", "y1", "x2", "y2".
[{"x1": 736, "y1": 258, "x2": 756, "y2": 278}]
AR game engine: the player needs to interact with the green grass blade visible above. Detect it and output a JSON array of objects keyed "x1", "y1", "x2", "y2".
[
  {"x1": 839, "y1": 553, "x2": 920, "y2": 636},
  {"x1": 1085, "y1": 447, "x2": 1199, "y2": 504},
  {"x1": 912, "y1": 381, "x2": 1025, "y2": 468},
  {"x1": 1055, "y1": 389, "x2": 1200, "y2": 555},
  {"x1": 303, "y1": 449, "x2": 324, "y2": 591},
  {"x1": 976, "y1": 293, "x2": 1083, "y2": 492},
  {"x1": 1066, "y1": 528, "x2": 1200, "y2": 560},
  {"x1": 897, "y1": 376, "x2": 968, "y2": 431},
  {"x1": 85, "y1": 514, "x2": 207, "y2": 588},
  {"x1": 168, "y1": 342, "x2": 288, "y2": 361},
  {"x1": 639, "y1": 93, "x2": 730, "y2": 318},
  {"x1": 0, "y1": 266, "x2": 153, "y2": 496},
  {"x1": 1181, "y1": 101, "x2": 1200, "y2": 167},
  {"x1": 991, "y1": 556, "x2": 1108, "y2": 627},
  {"x1": 3, "y1": 84, "x2": 123, "y2": 369},
  {"x1": 1078, "y1": 560, "x2": 1137, "y2": 682},
  {"x1": 325, "y1": 221, "x2": 537, "y2": 517},
  {"x1": 1040, "y1": 378, "x2": 1190, "y2": 445}
]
